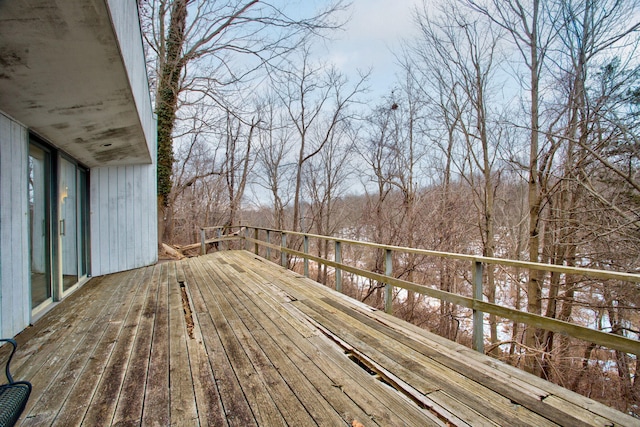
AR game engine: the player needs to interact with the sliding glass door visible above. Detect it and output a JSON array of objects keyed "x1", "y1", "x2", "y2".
[
  {"x1": 59, "y1": 156, "x2": 88, "y2": 295},
  {"x1": 29, "y1": 138, "x2": 90, "y2": 313}
]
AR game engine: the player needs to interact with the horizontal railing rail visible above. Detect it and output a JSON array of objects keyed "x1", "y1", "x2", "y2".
[{"x1": 199, "y1": 225, "x2": 640, "y2": 356}]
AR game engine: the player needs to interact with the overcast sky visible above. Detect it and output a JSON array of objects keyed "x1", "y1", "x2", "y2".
[{"x1": 320, "y1": 0, "x2": 422, "y2": 101}]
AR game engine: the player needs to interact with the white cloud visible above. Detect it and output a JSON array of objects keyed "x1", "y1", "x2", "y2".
[
  {"x1": 346, "y1": 0, "x2": 419, "y2": 42},
  {"x1": 326, "y1": 0, "x2": 422, "y2": 98},
  {"x1": 279, "y1": 0, "x2": 424, "y2": 100}
]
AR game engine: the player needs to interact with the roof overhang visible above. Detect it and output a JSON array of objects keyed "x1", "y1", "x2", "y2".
[{"x1": 0, "y1": 0, "x2": 154, "y2": 167}]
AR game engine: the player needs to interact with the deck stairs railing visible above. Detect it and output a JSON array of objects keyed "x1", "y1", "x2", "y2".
[{"x1": 198, "y1": 225, "x2": 640, "y2": 358}]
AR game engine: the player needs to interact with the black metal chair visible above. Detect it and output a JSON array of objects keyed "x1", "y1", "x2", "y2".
[{"x1": 0, "y1": 339, "x2": 31, "y2": 427}]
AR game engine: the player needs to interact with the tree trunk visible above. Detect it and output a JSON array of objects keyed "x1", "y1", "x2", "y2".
[
  {"x1": 525, "y1": 0, "x2": 543, "y2": 375},
  {"x1": 156, "y1": 0, "x2": 188, "y2": 245}
]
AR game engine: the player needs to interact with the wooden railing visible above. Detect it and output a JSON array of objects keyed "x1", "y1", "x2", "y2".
[{"x1": 199, "y1": 225, "x2": 640, "y2": 357}]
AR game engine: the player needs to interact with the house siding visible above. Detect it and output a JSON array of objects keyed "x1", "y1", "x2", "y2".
[
  {"x1": 0, "y1": 112, "x2": 30, "y2": 338},
  {"x1": 0, "y1": 1, "x2": 157, "y2": 338},
  {"x1": 89, "y1": 163, "x2": 157, "y2": 276}
]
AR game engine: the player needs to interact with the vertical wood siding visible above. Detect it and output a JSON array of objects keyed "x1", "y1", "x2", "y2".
[
  {"x1": 90, "y1": 163, "x2": 157, "y2": 276},
  {"x1": 0, "y1": 112, "x2": 29, "y2": 338},
  {"x1": 89, "y1": 0, "x2": 158, "y2": 276}
]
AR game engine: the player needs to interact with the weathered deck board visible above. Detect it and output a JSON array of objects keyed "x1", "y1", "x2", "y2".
[
  {"x1": 194, "y1": 260, "x2": 288, "y2": 427},
  {"x1": 234, "y1": 251, "x2": 629, "y2": 427},
  {"x1": 202, "y1": 255, "x2": 443, "y2": 426},
  {"x1": 319, "y1": 296, "x2": 617, "y2": 426},
  {"x1": 19, "y1": 272, "x2": 133, "y2": 426},
  {"x1": 181, "y1": 282, "x2": 227, "y2": 427},
  {"x1": 142, "y1": 262, "x2": 170, "y2": 426},
  {"x1": 111, "y1": 264, "x2": 159, "y2": 426},
  {"x1": 185, "y1": 257, "x2": 258, "y2": 427},
  {"x1": 168, "y1": 262, "x2": 199, "y2": 425},
  {"x1": 83, "y1": 265, "x2": 155, "y2": 426},
  {"x1": 196, "y1": 258, "x2": 327, "y2": 426},
  {"x1": 198, "y1": 256, "x2": 376, "y2": 426},
  {"x1": 6, "y1": 250, "x2": 637, "y2": 426},
  {"x1": 51, "y1": 268, "x2": 148, "y2": 426}
]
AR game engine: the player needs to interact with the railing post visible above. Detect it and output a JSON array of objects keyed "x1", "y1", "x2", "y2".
[
  {"x1": 281, "y1": 233, "x2": 287, "y2": 267},
  {"x1": 335, "y1": 241, "x2": 342, "y2": 293},
  {"x1": 303, "y1": 234, "x2": 309, "y2": 277},
  {"x1": 472, "y1": 260, "x2": 485, "y2": 353},
  {"x1": 384, "y1": 249, "x2": 393, "y2": 314},
  {"x1": 254, "y1": 228, "x2": 259, "y2": 255},
  {"x1": 266, "y1": 230, "x2": 271, "y2": 260},
  {"x1": 200, "y1": 228, "x2": 206, "y2": 255},
  {"x1": 217, "y1": 228, "x2": 223, "y2": 251}
]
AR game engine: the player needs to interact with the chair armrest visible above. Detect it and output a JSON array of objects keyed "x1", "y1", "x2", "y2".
[{"x1": 0, "y1": 338, "x2": 18, "y2": 384}]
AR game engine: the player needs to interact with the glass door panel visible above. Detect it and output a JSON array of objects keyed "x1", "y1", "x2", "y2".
[
  {"x1": 29, "y1": 145, "x2": 51, "y2": 308},
  {"x1": 60, "y1": 158, "x2": 78, "y2": 291}
]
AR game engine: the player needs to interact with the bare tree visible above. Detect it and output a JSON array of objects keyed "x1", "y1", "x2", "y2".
[
  {"x1": 305, "y1": 121, "x2": 356, "y2": 284},
  {"x1": 357, "y1": 101, "x2": 397, "y2": 308},
  {"x1": 138, "y1": 0, "x2": 347, "y2": 243},
  {"x1": 221, "y1": 112, "x2": 259, "y2": 228},
  {"x1": 275, "y1": 48, "x2": 368, "y2": 232},
  {"x1": 546, "y1": 0, "x2": 640, "y2": 405},
  {"x1": 467, "y1": 0, "x2": 561, "y2": 374},
  {"x1": 404, "y1": 42, "x2": 467, "y2": 340},
  {"x1": 408, "y1": 0, "x2": 506, "y2": 349},
  {"x1": 254, "y1": 92, "x2": 295, "y2": 230},
  {"x1": 382, "y1": 70, "x2": 426, "y2": 320}
]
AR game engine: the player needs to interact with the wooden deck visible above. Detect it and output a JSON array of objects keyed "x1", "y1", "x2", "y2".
[{"x1": 5, "y1": 251, "x2": 637, "y2": 426}]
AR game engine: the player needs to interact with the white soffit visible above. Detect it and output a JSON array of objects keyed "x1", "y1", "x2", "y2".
[{"x1": 0, "y1": 0, "x2": 152, "y2": 166}]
